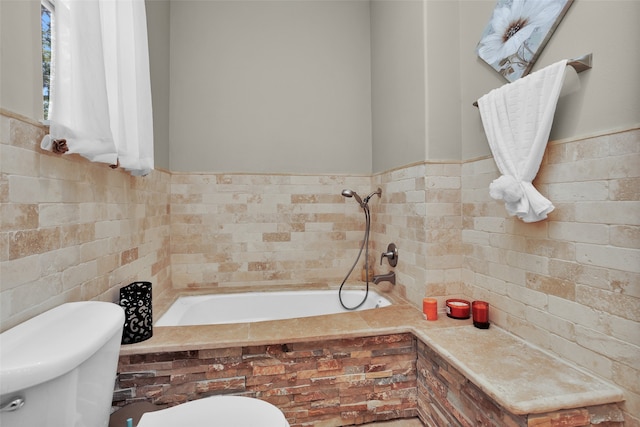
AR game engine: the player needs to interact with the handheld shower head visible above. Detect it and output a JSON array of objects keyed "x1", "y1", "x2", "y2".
[
  {"x1": 342, "y1": 188, "x2": 381, "y2": 208},
  {"x1": 342, "y1": 189, "x2": 363, "y2": 207}
]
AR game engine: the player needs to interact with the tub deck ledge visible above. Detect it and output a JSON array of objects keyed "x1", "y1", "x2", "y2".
[{"x1": 119, "y1": 288, "x2": 624, "y2": 418}]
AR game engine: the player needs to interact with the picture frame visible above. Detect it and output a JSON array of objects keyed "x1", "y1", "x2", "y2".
[{"x1": 476, "y1": 0, "x2": 574, "y2": 82}]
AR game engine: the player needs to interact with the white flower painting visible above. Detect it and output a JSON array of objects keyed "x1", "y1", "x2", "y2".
[{"x1": 476, "y1": 0, "x2": 573, "y2": 82}]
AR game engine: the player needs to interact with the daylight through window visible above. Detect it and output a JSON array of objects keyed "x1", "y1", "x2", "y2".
[{"x1": 41, "y1": 0, "x2": 54, "y2": 120}]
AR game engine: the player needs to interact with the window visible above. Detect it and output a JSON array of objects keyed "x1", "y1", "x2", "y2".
[
  {"x1": 41, "y1": 0, "x2": 54, "y2": 120},
  {"x1": 39, "y1": 0, "x2": 154, "y2": 175}
]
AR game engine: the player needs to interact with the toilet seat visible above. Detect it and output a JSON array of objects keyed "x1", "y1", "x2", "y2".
[{"x1": 136, "y1": 396, "x2": 290, "y2": 427}]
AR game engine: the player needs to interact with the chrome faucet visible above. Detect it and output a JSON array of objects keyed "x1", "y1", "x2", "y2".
[{"x1": 372, "y1": 271, "x2": 395, "y2": 285}]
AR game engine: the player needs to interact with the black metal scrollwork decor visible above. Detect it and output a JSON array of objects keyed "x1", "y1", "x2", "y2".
[{"x1": 119, "y1": 281, "x2": 153, "y2": 344}]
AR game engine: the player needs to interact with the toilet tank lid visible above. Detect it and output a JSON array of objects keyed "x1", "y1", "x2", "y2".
[{"x1": 0, "y1": 302, "x2": 125, "y2": 395}]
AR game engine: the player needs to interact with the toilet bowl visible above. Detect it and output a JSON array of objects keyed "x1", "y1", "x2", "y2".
[{"x1": 136, "y1": 396, "x2": 289, "y2": 427}]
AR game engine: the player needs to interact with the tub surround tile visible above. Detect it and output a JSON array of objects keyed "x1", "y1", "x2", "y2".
[
  {"x1": 133, "y1": 323, "x2": 251, "y2": 354},
  {"x1": 119, "y1": 289, "x2": 623, "y2": 420},
  {"x1": 1, "y1": 115, "x2": 172, "y2": 331},
  {"x1": 416, "y1": 341, "x2": 624, "y2": 427},
  {"x1": 461, "y1": 129, "x2": 639, "y2": 424},
  {"x1": 247, "y1": 311, "x2": 373, "y2": 344},
  {"x1": 419, "y1": 326, "x2": 624, "y2": 415},
  {"x1": 358, "y1": 304, "x2": 467, "y2": 332},
  {"x1": 169, "y1": 172, "x2": 371, "y2": 289}
]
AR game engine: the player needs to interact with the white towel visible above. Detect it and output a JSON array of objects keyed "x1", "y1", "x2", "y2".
[{"x1": 478, "y1": 59, "x2": 568, "y2": 222}]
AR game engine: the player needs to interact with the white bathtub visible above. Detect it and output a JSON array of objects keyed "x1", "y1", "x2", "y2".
[{"x1": 155, "y1": 290, "x2": 392, "y2": 326}]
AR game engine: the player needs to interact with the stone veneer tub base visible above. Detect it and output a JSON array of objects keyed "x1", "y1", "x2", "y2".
[
  {"x1": 416, "y1": 340, "x2": 624, "y2": 427},
  {"x1": 115, "y1": 334, "x2": 418, "y2": 425},
  {"x1": 114, "y1": 289, "x2": 625, "y2": 426}
]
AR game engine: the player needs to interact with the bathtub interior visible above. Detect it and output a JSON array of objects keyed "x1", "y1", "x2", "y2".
[{"x1": 155, "y1": 289, "x2": 392, "y2": 327}]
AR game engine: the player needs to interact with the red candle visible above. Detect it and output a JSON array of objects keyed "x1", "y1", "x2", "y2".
[
  {"x1": 423, "y1": 298, "x2": 438, "y2": 321},
  {"x1": 446, "y1": 299, "x2": 470, "y2": 319},
  {"x1": 472, "y1": 301, "x2": 490, "y2": 329}
]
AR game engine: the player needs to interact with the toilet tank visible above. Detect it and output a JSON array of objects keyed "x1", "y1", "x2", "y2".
[{"x1": 0, "y1": 302, "x2": 125, "y2": 427}]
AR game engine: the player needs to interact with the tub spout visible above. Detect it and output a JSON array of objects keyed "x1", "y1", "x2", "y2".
[{"x1": 372, "y1": 271, "x2": 395, "y2": 285}]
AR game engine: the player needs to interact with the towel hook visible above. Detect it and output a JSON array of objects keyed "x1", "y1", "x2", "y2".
[{"x1": 472, "y1": 53, "x2": 593, "y2": 107}]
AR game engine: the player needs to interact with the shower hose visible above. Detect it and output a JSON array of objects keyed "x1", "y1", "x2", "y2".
[{"x1": 338, "y1": 202, "x2": 371, "y2": 310}]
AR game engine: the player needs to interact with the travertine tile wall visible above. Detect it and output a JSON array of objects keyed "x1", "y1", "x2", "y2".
[
  {"x1": 461, "y1": 128, "x2": 640, "y2": 426},
  {"x1": 372, "y1": 162, "x2": 464, "y2": 307},
  {"x1": 168, "y1": 163, "x2": 464, "y2": 307},
  {"x1": 170, "y1": 172, "x2": 371, "y2": 289},
  {"x1": 2, "y1": 109, "x2": 638, "y2": 425},
  {"x1": 0, "y1": 112, "x2": 172, "y2": 332}
]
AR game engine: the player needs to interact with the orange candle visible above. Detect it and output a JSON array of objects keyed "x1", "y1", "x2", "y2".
[{"x1": 422, "y1": 298, "x2": 438, "y2": 321}]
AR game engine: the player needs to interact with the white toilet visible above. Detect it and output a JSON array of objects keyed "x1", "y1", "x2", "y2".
[
  {"x1": 0, "y1": 302, "x2": 289, "y2": 427},
  {"x1": 0, "y1": 302, "x2": 124, "y2": 427},
  {"x1": 136, "y1": 395, "x2": 289, "y2": 427}
]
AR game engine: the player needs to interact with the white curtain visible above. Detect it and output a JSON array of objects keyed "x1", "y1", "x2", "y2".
[
  {"x1": 478, "y1": 60, "x2": 567, "y2": 223},
  {"x1": 41, "y1": 0, "x2": 154, "y2": 176}
]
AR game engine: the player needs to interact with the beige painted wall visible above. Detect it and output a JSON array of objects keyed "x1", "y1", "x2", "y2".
[
  {"x1": 424, "y1": 0, "x2": 461, "y2": 161},
  {"x1": 5, "y1": 1, "x2": 638, "y2": 172},
  {"x1": 145, "y1": 0, "x2": 171, "y2": 171},
  {"x1": 168, "y1": 0, "x2": 372, "y2": 174},
  {"x1": 461, "y1": 0, "x2": 640, "y2": 160},
  {"x1": 0, "y1": 0, "x2": 173, "y2": 171},
  {"x1": 371, "y1": 0, "x2": 462, "y2": 169},
  {"x1": 371, "y1": 0, "x2": 427, "y2": 172},
  {"x1": 0, "y1": 0, "x2": 42, "y2": 121}
]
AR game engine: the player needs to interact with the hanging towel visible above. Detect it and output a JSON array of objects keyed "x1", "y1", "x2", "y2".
[{"x1": 478, "y1": 59, "x2": 568, "y2": 222}]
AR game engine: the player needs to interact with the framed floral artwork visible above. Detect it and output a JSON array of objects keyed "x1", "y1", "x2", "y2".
[{"x1": 476, "y1": 0, "x2": 573, "y2": 82}]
